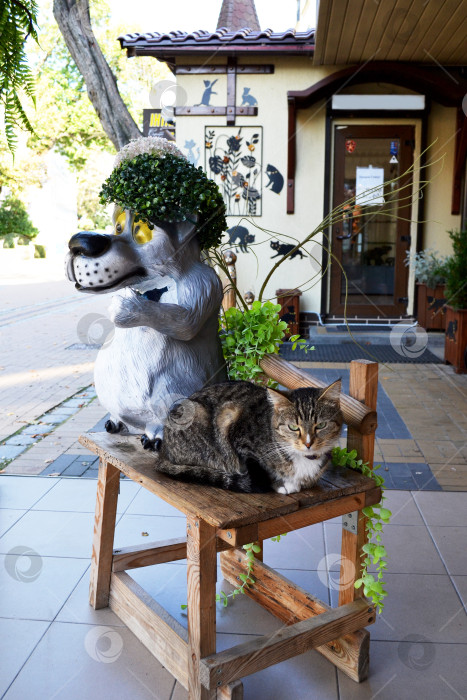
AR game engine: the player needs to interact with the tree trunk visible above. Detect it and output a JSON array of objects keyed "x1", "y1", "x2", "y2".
[{"x1": 53, "y1": 0, "x2": 141, "y2": 150}]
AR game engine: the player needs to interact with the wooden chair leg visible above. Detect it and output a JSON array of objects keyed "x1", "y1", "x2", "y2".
[
  {"x1": 186, "y1": 516, "x2": 217, "y2": 700},
  {"x1": 89, "y1": 459, "x2": 120, "y2": 609}
]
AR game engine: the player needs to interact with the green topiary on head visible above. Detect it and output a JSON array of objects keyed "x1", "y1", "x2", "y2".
[{"x1": 99, "y1": 137, "x2": 226, "y2": 250}]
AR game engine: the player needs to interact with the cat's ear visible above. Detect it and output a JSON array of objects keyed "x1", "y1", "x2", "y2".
[
  {"x1": 267, "y1": 388, "x2": 292, "y2": 410},
  {"x1": 318, "y1": 379, "x2": 342, "y2": 402}
]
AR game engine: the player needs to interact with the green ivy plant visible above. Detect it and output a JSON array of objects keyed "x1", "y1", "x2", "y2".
[
  {"x1": 99, "y1": 152, "x2": 226, "y2": 250},
  {"x1": 331, "y1": 446, "x2": 391, "y2": 613},
  {"x1": 220, "y1": 301, "x2": 311, "y2": 386}
]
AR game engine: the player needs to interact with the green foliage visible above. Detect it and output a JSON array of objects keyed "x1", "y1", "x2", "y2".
[
  {"x1": 100, "y1": 153, "x2": 226, "y2": 250},
  {"x1": 405, "y1": 248, "x2": 450, "y2": 288},
  {"x1": 445, "y1": 229, "x2": 467, "y2": 310},
  {"x1": 0, "y1": 0, "x2": 38, "y2": 152},
  {"x1": 34, "y1": 243, "x2": 46, "y2": 258},
  {"x1": 0, "y1": 196, "x2": 38, "y2": 240},
  {"x1": 331, "y1": 446, "x2": 391, "y2": 613},
  {"x1": 220, "y1": 301, "x2": 288, "y2": 385}
]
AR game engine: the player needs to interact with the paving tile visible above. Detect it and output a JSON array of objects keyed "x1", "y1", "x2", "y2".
[
  {"x1": 414, "y1": 491, "x2": 467, "y2": 526},
  {"x1": 3, "y1": 621, "x2": 176, "y2": 700},
  {"x1": 429, "y1": 526, "x2": 467, "y2": 575},
  {"x1": 338, "y1": 640, "x2": 467, "y2": 700},
  {"x1": 324, "y1": 523, "x2": 446, "y2": 574},
  {"x1": 60, "y1": 457, "x2": 98, "y2": 477},
  {"x1": 0, "y1": 510, "x2": 97, "y2": 558},
  {"x1": 39, "y1": 453, "x2": 76, "y2": 475},
  {"x1": 32, "y1": 477, "x2": 140, "y2": 514},
  {"x1": 114, "y1": 513, "x2": 187, "y2": 552},
  {"x1": 3, "y1": 434, "x2": 38, "y2": 447},
  {"x1": 451, "y1": 576, "x2": 467, "y2": 610},
  {"x1": 0, "y1": 619, "x2": 49, "y2": 698},
  {"x1": 378, "y1": 491, "x2": 424, "y2": 525},
  {"x1": 0, "y1": 475, "x2": 58, "y2": 509},
  {"x1": 329, "y1": 573, "x2": 467, "y2": 643},
  {"x1": 125, "y1": 487, "x2": 185, "y2": 518},
  {"x1": 0, "y1": 553, "x2": 88, "y2": 620},
  {"x1": 261, "y1": 523, "x2": 325, "y2": 570},
  {"x1": 0, "y1": 445, "x2": 25, "y2": 461},
  {"x1": 56, "y1": 566, "x2": 125, "y2": 627},
  {"x1": 0, "y1": 509, "x2": 26, "y2": 537}
]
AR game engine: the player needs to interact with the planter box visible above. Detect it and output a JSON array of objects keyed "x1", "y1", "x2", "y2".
[
  {"x1": 416, "y1": 284, "x2": 446, "y2": 330},
  {"x1": 276, "y1": 288, "x2": 302, "y2": 339},
  {"x1": 445, "y1": 306, "x2": 467, "y2": 373}
]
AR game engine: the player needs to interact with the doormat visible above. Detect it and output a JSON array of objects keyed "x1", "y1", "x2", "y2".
[{"x1": 280, "y1": 342, "x2": 443, "y2": 364}]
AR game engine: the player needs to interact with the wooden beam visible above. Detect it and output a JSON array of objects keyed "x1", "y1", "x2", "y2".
[
  {"x1": 452, "y1": 107, "x2": 467, "y2": 215},
  {"x1": 220, "y1": 549, "x2": 370, "y2": 681},
  {"x1": 187, "y1": 516, "x2": 217, "y2": 699},
  {"x1": 174, "y1": 106, "x2": 257, "y2": 116},
  {"x1": 89, "y1": 459, "x2": 120, "y2": 609},
  {"x1": 109, "y1": 571, "x2": 189, "y2": 688},
  {"x1": 227, "y1": 57, "x2": 237, "y2": 126},
  {"x1": 175, "y1": 65, "x2": 274, "y2": 74},
  {"x1": 112, "y1": 537, "x2": 187, "y2": 571},
  {"x1": 200, "y1": 598, "x2": 372, "y2": 688},
  {"x1": 340, "y1": 360, "x2": 379, "y2": 607},
  {"x1": 217, "y1": 488, "x2": 380, "y2": 547},
  {"x1": 259, "y1": 354, "x2": 378, "y2": 435},
  {"x1": 112, "y1": 536, "x2": 232, "y2": 572},
  {"x1": 287, "y1": 96, "x2": 296, "y2": 214}
]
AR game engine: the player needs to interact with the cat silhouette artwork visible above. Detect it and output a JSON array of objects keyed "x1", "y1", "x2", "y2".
[
  {"x1": 195, "y1": 79, "x2": 218, "y2": 107},
  {"x1": 184, "y1": 139, "x2": 200, "y2": 166},
  {"x1": 270, "y1": 241, "x2": 306, "y2": 260},
  {"x1": 265, "y1": 164, "x2": 284, "y2": 194},
  {"x1": 241, "y1": 87, "x2": 258, "y2": 106},
  {"x1": 227, "y1": 226, "x2": 255, "y2": 253}
]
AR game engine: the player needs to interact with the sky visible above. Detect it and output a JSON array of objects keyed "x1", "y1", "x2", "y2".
[{"x1": 110, "y1": 0, "x2": 316, "y2": 34}]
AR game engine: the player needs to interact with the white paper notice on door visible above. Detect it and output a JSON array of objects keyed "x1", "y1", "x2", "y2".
[{"x1": 355, "y1": 166, "x2": 385, "y2": 206}]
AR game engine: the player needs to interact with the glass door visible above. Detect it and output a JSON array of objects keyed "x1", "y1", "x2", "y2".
[{"x1": 329, "y1": 125, "x2": 414, "y2": 318}]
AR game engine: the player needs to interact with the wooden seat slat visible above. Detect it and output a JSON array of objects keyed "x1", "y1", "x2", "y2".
[{"x1": 80, "y1": 432, "x2": 377, "y2": 530}]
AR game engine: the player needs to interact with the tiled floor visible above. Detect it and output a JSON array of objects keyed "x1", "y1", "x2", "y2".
[{"x1": 0, "y1": 476, "x2": 466, "y2": 699}]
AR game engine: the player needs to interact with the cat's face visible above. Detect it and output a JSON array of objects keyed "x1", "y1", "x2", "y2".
[{"x1": 268, "y1": 381, "x2": 343, "y2": 457}]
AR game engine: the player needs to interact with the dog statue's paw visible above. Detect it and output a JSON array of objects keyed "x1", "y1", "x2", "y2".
[
  {"x1": 109, "y1": 289, "x2": 145, "y2": 328},
  {"x1": 141, "y1": 435, "x2": 162, "y2": 452},
  {"x1": 105, "y1": 419, "x2": 123, "y2": 434}
]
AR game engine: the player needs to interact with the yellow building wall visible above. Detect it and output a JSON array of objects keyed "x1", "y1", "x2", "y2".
[
  {"x1": 174, "y1": 58, "x2": 460, "y2": 318},
  {"x1": 424, "y1": 103, "x2": 461, "y2": 255}
]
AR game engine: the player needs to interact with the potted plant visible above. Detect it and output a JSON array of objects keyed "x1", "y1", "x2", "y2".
[
  {"x1": 444, "y1": 229, "x2": 467, "y2": 373},
  {"x1": 405, "y1": 249, "x2": 450, "y2": 330}
]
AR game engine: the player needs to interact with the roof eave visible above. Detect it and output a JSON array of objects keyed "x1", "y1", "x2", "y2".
[{"x1": 122, "y1": 44, "x2": 315, "y2": 58}]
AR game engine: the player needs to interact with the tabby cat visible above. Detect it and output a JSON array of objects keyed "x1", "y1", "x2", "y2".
[{"x1": 155, "y1": 380, "x2": 343, "y2": 494}]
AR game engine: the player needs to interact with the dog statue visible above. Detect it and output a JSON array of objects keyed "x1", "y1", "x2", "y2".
[{"x1": 65, "y1": 208, "x2": 226, "y2": 450}]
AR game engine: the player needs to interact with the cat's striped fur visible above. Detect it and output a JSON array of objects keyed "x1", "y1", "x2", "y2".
[{"x1": 155, "y1": 380, "x2": 343, "y2": 493}]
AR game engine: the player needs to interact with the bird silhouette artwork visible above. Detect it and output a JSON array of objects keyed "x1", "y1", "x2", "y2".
[{"x1": 195, "y1": 80, "x2": 218, "y2": 106}]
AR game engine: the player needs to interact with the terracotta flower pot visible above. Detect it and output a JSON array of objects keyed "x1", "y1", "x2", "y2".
[
  {"x1": 416, "y1": 283, "x2": 446, "y2": 330},
  {"x1": 445, "y1": 305, "x2": 467, "y2": 373}
]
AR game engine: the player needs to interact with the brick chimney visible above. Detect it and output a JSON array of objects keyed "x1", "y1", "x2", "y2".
[{"x1": 216, "y1": 0, "x2": 261, "y2": 31}]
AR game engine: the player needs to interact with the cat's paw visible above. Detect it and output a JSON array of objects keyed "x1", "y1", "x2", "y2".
[{"x1": 275, "y1": 482, "x2": 300, "y2": 495}]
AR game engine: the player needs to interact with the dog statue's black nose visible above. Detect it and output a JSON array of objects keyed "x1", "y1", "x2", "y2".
[{"x1": 68, "y1": 232, "x2": 112, "y2": 257}]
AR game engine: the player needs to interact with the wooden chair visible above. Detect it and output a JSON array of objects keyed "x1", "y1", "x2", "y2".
[{"x1": 82, "y1": 354, "x2": 379, "y2": 699}]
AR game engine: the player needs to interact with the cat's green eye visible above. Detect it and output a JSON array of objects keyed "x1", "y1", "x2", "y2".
[
  {"x1": 316, "y1": 421, "x2": 327, "y2": 430},
  {"x1": 288, "y1": 424, "x2": 300, "y2": 432}
]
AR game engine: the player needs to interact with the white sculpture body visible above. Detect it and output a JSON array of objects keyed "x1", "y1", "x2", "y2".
[{"x1": 66, "y1": 208, "x2": 226, "y2": 448}]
